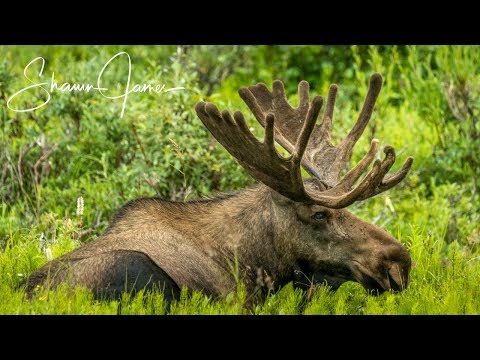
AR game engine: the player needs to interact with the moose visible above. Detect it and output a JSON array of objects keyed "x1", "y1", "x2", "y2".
[{"x1": 25, "y1": 73, "x2": 413, "y2": 303}]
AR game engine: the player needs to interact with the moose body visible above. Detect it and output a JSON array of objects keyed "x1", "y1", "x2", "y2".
[{"x1": 25, "y1": 74, "x2": 413, "y2": 302}]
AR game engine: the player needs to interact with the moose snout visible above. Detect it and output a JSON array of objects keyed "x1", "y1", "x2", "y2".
[
  {"x1": 383, "y1": 245, "x2": 412, "y2": 292},
  {"x1": 352, "y1": 241, "x2": 412, "y2": 295}
]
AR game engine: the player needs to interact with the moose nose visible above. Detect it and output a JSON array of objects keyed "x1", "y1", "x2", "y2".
[
  {"x1": 384, "y1": 246, "x2": 411, "y2": 292},
  {"x1": 353, "y1": 241, "x2": 412, "y2": 295}
]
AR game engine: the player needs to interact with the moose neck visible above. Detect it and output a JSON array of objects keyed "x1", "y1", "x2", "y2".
[{"x1": 200, "y1": 184, "x2": 299, "y2": 292}]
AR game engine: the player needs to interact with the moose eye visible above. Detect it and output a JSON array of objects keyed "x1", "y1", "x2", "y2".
[{"x1": 312, "y1": 212, "x2": 327, "y2": 222}]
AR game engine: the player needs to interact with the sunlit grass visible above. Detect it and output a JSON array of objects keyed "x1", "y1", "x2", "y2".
[{"x1": 1, "y1": 210, "x2": 479, "y2": 314}]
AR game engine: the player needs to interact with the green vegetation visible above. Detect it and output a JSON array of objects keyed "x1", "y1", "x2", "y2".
[{"x1": 1, "y1": 45, "x2": 479, "y2": 314}]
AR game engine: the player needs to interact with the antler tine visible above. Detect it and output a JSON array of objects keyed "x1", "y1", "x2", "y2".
[
  {"x1": 296, "y1": 80, "x2": 311, "y2": 111},
  {"x1": 294, "y1": 96, "x2": 323, "y2": 162},
  {"x1": 340, "y1": 73, "x2": 383, "y2": 156},
  {"x1": 264, "y1": 113, "x2": 277, "y2": 155},
  {"x1": 357, "y1": 155, "x2": 414, "y2": 201},
  {"x1": 238, "y1": 86, "x2": 269, "y2": 128},
  {"x1": 318, "y1": 84, "x2": 338, "y2": 139}
]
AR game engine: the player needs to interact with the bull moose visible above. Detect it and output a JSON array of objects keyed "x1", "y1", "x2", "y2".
[{"x1": 25, "y1": 73, "x2": 413, "y2": 303}]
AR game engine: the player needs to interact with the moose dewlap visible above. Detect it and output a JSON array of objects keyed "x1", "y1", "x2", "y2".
[{"x1": 24, "y1": 74, "x2": 413, "y2": 302}]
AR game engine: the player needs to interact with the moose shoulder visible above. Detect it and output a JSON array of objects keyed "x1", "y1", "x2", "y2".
[{"x1": 25, "y1": 74, "x2": 413, "y2": 302}]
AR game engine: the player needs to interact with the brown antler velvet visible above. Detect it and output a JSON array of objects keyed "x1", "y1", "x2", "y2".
[{"x1": 195, "y1": 73, "x2": 413, "y2": 208}]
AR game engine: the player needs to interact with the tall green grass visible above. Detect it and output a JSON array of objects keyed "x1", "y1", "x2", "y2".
[{"x1": 2, "y1": 183, "x2": 479, "y2": 315}]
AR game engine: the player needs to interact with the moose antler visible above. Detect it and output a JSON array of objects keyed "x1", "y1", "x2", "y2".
[{"x1": 195, "y1": 74, "x2": 413, "y2": 208}]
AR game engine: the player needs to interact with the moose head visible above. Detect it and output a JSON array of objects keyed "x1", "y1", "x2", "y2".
[{"x1": 195, "y1": 73, "x2": 413, "y2": 294}]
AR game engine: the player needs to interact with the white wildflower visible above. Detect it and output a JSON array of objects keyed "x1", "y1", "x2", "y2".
[
  {"x1": 38, "y1": 232, "x2": 47, "y2": 251},
  {"x1": 76, "y1": 196, "x2": 84, "y2": 216},
  {"x1": 44, "y1": 247, "x2": 53, "y2": 261}
]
